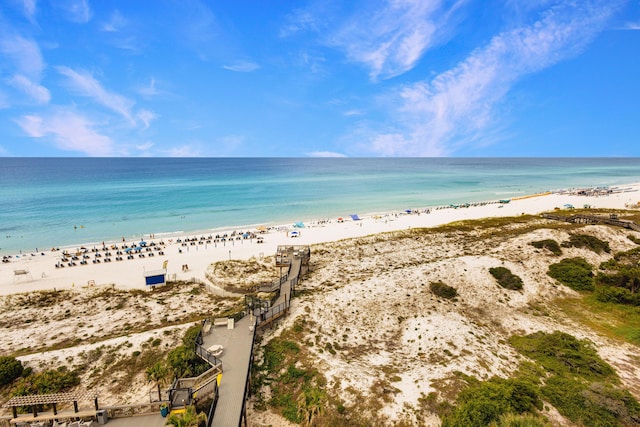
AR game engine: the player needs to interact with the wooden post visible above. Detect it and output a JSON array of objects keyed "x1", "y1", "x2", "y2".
[
  {"x1": 73, "y1": 400, "x2": 79, "y2": 413},
  {"x1": 53, "y1": 403, "x2": 58, "y2": 415},
  {"x1": 32, "y1": 405, "x2": 38, "y2": 418},
  {"x1": 94, "y1": 397, "x2": 99, "y2": 410},
  {"x1": 12, "y1": 406, "x2": 17, "y2": 418}
]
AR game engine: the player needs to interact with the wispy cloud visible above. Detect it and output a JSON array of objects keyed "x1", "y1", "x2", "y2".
[
  {"x1": 620, "y1": 21, "x2": 640, "y2": 30},
  {"x1": 56, "y1": 0, "x2": 92, "y2": 23},
  {"x1": 137, "y1": 109, "x2": 157, "y2": 129},
  {"x1": 222, "y1": 61, "x2": 260, "y2": 72},
  {"x1": 8, "y1": 74, "x2": 50, "y2": 104},
  {"x1": 56, "y1": 66, "x2": 135, "y2": 123},
  {"x1": 307, "y1": 151, "x2": 347, "y2": 158},
  {"x1": 165, "y1": 144, "x2": 202, "y2": 157},
  {"x1": 16, "y1": 110, "x2": 114, "y2": 156},
  {"x1": 137, "y1": 77, "x2": 161, "y2": 97},
  {"x1": 326, "y1": 0, "x2": 456, "y2": 80},
  {"x1": 0, "y1": 35, "x2": 46, "y2": 80},
  {"x1": 280, "y1": 10, "x2": 319, "y2": 38},
  {"x1": 364, "y1": 0, "x2": 623, "y2": 156},
  {"x1": 101, "y1": 9, "x2": 126, "y2": 32},
  {"x1": 20, "y1": 0, "x2": 38, "y2": 22}
]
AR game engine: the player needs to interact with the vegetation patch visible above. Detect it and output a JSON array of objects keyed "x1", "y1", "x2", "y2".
[
  {"x1": 510, "y1": 331, "x2": 640, "y2": 427},
  {"x1": 441, "y1": 376, "x2": 543, "y2": 426},
  {"x1": 429, "y1": 281, "x2": 458, "y2": 299},
  {"x1": 489, "y1": 267, "x2": 524, "y2": 290},
  {"x1": 596, "y1": 246, "x2": 640, "y2": 306},
  {"x1": 562, "y1": 234, "x2": 611, "y2": 254},
  {"x1": 547, "y1": 257, "x2": 594, "y2": 291},
  {"x1": 530, "y1": 239, "x2": 562, "y2": 255}
]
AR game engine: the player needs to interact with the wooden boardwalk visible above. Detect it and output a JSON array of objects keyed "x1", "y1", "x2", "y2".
[
  {"x1": 203, "y1": 313, "x2": 256, "y2": 426},
  {"x1": 203, "y1": 245, "x2": 308, "y2": 426}
]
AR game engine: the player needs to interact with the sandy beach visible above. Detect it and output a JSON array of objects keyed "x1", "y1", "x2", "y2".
[
  {"x1": 2, "y1": 183, "x2": 640, "y2": 425},
  {"x1": 2, "y1": 185, "x2": 639, "y2": 296}
]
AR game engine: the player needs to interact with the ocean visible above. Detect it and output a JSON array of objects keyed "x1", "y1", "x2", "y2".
[{"x1": 1, "y1": 158, "x2": 639, "y2": 255}]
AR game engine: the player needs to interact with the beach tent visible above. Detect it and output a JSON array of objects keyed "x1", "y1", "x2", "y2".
[
  {"x1": 350, "y1": 214, "x2": 361, "y2": 221},
  {"x1": 294, "y1": 221, "x2": 305, "y2": 228}
]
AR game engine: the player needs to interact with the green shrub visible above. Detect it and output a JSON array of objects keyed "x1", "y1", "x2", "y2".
[
  {"x1": 12, "y1": 366, "x2": 80, "y2": 396},
  {"x1": 0, "y1": 356, "x2": 24, "y2": 386},
  {"x1": 530, "y1": 239, "x2": 562, "y2": 256},
  {"x1": 547, "y1": 257, "x2": 594, "y2": 291},
  {"x1": 562, "y1": 234, "x2": 611, "y2": 254},
  {"x1": 442, "y1": 377, "x2": 541, "y2": 427},
  {"x1": 543, "y1": 377, "x2": 640, "y2": 427},
  {"x1": 430, "y1": 281, "x2": 458, "y2": 299},
  {"x1": 510, "y1": 331, "x2": 615, "y2": 380},
  {"x1": 509, "y1": 331, "x2": 640, "y2": 427},
  {"x1": 489, "y1": 267, "x2": 524, "y2": 290},
  {"x1": 495, "y1": 412, "x2": 550, "y2": 426},
  {"x1": 594, "y1": 286, "x2": 640, "y2": 306}
]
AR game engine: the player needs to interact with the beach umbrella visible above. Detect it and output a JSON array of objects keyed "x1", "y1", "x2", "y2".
[
  {"x1": 134, "y1": 246, "x2": 143, "y2": 252},
  {"x1": 124, "y1": 247, "x2": 133, "y2": 253},
  {"x1": 139, "y1": 241, "x2": 147, "y2": 247}
]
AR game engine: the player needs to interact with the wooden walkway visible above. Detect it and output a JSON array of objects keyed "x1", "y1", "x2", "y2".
[
  {"x1": 202, "y1": 310, "x2": 256, "y2": 426},
  {"x1": 541, "y1": 213, "x2": 640, "y2": 231},
  {"x1": 203, "y1": 245, "x2": 308, "y2": 426}
]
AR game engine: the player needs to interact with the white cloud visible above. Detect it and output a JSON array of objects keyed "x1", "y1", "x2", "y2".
[
  {"x1": 135, "y1": 142, "x2": 154, "y2": 151},
  {"x1": 9, "y1": 74, "x2": 50, "y2": 104},
  {"x1": 56, "y1": 0, "x2": 92, "y2": 23},
  {"x1": 222, "y1": 61, "x2": 260, "y2": 72},
  {"x1": 138, "y1": 77, "x2": 160, "y2": 97},
  {"x1": 56, "y1": 66, "x2": 135, "y2": 123},
  {"x1": 21, "y1": 0, "x2": 37, "y2": 21},
  {"x1": 16, "y1": 110, "x2": 114, "y2": 156},
  {"x1": 365, "y1": 0, "x2": 623, "y2": 156},
  {"x1": 102, "y1": 10, "x2": 126, "y2": 32},
  {"x1": 307, "y1": 151, "x2": 347, "y2": 158},
  {"x1": 620, "y1": 21, "x2": 640, "y2": 30},
  {"x1": 137, "y1": 109, "x2": 157, "y2": 129},
  {"x1": 0, "y1": 35, "x2": 45, "y2": 80},
  {"x1": 327, "y1": 0, "x2": 447, "y2": 80},
  {"x1": 166, "y1": 144, "x2": 202, "y2": 157}
]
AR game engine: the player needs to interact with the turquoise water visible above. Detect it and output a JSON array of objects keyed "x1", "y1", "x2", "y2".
[{"x1": 1, "y1": 158, "x2": 639, "y2": 254}]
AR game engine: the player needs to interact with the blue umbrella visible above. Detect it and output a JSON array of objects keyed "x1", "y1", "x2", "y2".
[
  {"x1": 139, "y1": 241, "x2": 147, "y2": 247},
  {"x1": 124, "y1": 247, "x2": 133, "y2": 253}
]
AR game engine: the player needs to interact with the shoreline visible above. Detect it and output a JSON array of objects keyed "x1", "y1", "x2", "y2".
[{"x1": 2, "y1": 183, "x2": 639, "y2": 296}]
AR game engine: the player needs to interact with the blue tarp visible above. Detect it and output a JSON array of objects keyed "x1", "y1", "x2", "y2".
[{"x1": 350, "y1": 214, "x2": 361, "y2": 221}]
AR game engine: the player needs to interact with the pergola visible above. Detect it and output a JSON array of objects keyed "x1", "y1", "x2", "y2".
[{"x1": 2, "y1": 390, "x2": 99, "y2": 420}]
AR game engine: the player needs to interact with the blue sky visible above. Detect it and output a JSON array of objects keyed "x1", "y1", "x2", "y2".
[{"x1": 0, "y1": 0, "x2": 639, "y2": 157}]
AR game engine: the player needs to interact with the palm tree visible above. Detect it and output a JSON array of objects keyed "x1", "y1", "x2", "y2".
[
  {"x1": 146, "y1": 361, "x2": 169, "y2": 402},
  {"x1": 165, "y1": 405, "x2": 207, "y2": 427},
  {"x1": 297, "y1": 388, "x2": 325, "y2": 426}
]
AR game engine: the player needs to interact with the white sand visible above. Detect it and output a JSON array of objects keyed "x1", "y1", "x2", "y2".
[{"x1": 2, "y1": 185, "x2": 639, "y2": 296}]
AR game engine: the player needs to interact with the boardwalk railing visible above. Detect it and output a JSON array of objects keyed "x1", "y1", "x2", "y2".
[
  {"x1": 256, "y1": 300, "x2": 289, "y2": 329},
  {"x1": 541, "y1": 213, "x2": 640, "y2": 231},
  {"x1": 205, "y1": 381, "x2": 220, "y2": 427},
  {"x1": 195, "y1": 342, "x2": 223, "y2": 370}
]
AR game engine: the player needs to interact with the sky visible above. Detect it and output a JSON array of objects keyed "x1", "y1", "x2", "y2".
[{"x1": 0, "y1": 0, "x2": 639, "y2": 158}]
